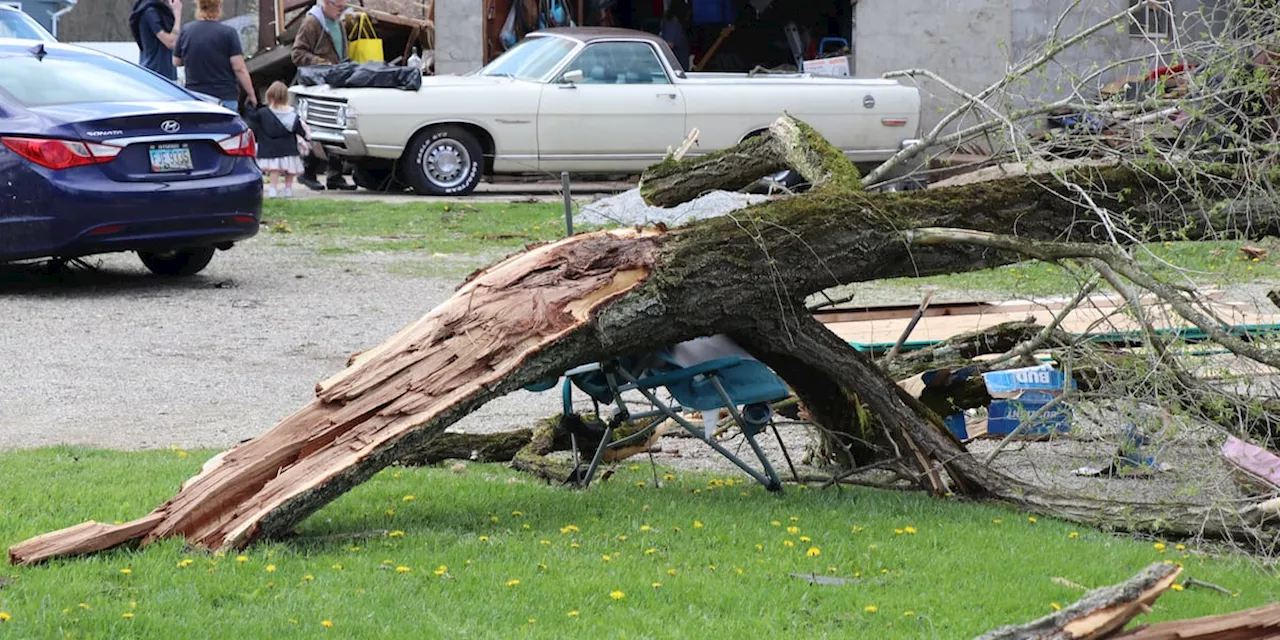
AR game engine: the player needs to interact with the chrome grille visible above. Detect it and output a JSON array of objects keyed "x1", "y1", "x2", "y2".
[{"x1": 301, "y1": 97, "x2": 346, "y2": 129}]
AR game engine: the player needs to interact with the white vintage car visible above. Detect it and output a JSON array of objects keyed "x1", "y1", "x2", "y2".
[{"x1": 291, "y1": 27, "x2": 922, "y2": 196}]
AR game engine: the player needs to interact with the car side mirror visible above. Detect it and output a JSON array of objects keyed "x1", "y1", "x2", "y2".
[{"x1": 563, "y1": 69, "x2": 584, "y2": 84}]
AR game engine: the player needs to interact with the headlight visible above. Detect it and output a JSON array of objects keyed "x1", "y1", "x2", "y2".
[{"x1": 342, "y1": 104, "x2": 358, "y2": 128}]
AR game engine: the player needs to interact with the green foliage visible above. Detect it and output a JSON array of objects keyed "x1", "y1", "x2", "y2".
[{"x1": 0, "y1": 448, "x2": 1277, "y2": 638}]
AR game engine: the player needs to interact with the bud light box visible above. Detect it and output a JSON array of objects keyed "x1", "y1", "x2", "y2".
[{"x1": 981, "y1": 364, "x2": 1074, "y2": 436}]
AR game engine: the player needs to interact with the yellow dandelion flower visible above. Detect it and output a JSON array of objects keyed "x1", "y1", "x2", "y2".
[
  {"x1": 1175, "y1": 544, "x2": 1186, "y2": 551},
  {"x1": 349, "y1": 546, "x2": 360, "y2": 552},
  {"x1": 122, "y1": 612, "x2": 135, "y2": 619},
  {"x1": 396, "y1": 566, "x2": 411, "y2": 574},
  {"x1": 388, "y1": 530, "x2": 405, "y2": 538},
  {"x1": 667, "y1": 569, "x2": 677, "y2": 576},
  {"x1": 783, "y1": 540, "x2": 796, "y2": 548},
  {"x1": 385, "y1": 509, "x2": 396, "y2": 517},
  {"x1": 304, "y1": 574, "x2": 315, "y2": 582},
  {"x1": 903, "y1": 611, "x2": 915, "y2": 617},
  {"x1": 120, "y1": 568, "x2": 133, "y2": 575},
  {"x1": 321, "y1": 620, "x2": 334, "y2": 629},
  {"x1": 527, "y1": 618, "x2": 537, "y2": 624},
  {"x1": 617, "y1": 535, "x2": 629, "y2": 541},
  {"x1": 652, "y1": 582, "x2": 662, "y2": 588},
  {"x1": 868, "y1": 544, "x2": 879, "y2": 550},
  {"x1": 0, "y1": 612, "x2": 10, "y2": 622},
  {"x1": 570, "y1": 543, "x2": 580, "y2": 549},
  {"x1": 755, "y1": 544, "x2": 764, "y2": 551},
  {"x1": 79, "y1": 603, "x2": 90, "y2": 610},
  {"x1": 540, "y1": 540, "x2": 551, "y2": 545},
  {"x1": 800, "y1": 536, "x2": 812, "y2": 543},
  {"x1": 736, "y1": 568, "x2": 745, "y2": 575},
  {"x1": 1068, "y1": 532, "x2": 1079, "y2": 539},
  {"x1": 602, "y1": 555, "x2": 612, "y2": 562},
  {"x1": 177, "y1": 558, "x2": 194, "y2": 568},
  {"x1": 568, "y1": 610, "x2": 580, "y2": 617},
  {"x1": 827, "y1": 565, "x2": 838, "y2": 573},
  {"x1": 645, "y1": 548, "x2": 657, "y2": 555},
  {"x1": 851, "y1": 525, "x2": 864, "y2": 533},
  {"x1": 708, "y1": 564, "x2": 717, "y2": 571},
  {"x1": 786, "y1": 526, "x2": 800, "y2": 535},
  {"x1": 236, "y1": 555, "x2": 248, "y2": 563},
  {"x1": 506, "y1": 579, "x2": 520, "y2": 587},
  {"x1": 635, "y1": 481, "x2": 647, "y2": 487},
  {"x1": 894, "y1": 529, "x2": 904, "y2": 535},
  {"x1": 904, "y1": 526, "x2": 918, "y2": 535},
  {"x1": 790, "y1": 516, "x2": 800, "y2": 523},
  {"x1": 992, "y1": 519, "x2": 1003, "y2": 525},
  {"x1": 629, "y1": 465, "x2": 640, "y2": 471},
  {"x1": 537, "y1": 563, "x2": 547, "y2": 570},
  {"x1": 402, "y1": 495, "x2": 415, "y2": 502},
  {"x1": 663, "y1": 473, "x2": 675, "y2": 480},
  {"x1": 806, "y1": 547, "x2": 822, "y2": 557},
  {"x1": 490, "y1": 516, "x2": 499, "y2": 523},
  {"x1": 1051, "y1": 602, "x2": 1062, "y2": 611},
  {"x1": 1153, "y1": 542, "x2": 1167, "y2": 552},
  {"x1": 694, "y1": 521, "x2": 704, "y2": 529},
  {"x1": 479, "y1": 536, "x2": 490, "y2": 542},
  {"x1": 560, "y1": 525, "x2": 580, "y2": 534},
  {"x1": 610, "y1": 590, "x2": 625, "y2": 600},
  {"x1": 177, "y1": 450, "x2": 189, "y2": 458},
  {"x1": 332, "y1": 564, "x2": 343, "y2": 570},
  {"x1": 266, "y1": 565, "x2": 277, "y2": 573},
  {"x1": 770, "y1": 520, "x2": 781, "y2": 527},
  {"x1": 881, "y1": 569, "x2": 889, "y2": 575},
  {"x1": 434, "y1": 565, "x2": 448, "y2": 575},
  {"x1": 1170, "y1": 583, "x2": 1184, "y2": 591},
  {"x1": 864, "y1": 605, "x2": 878, "y2": 614}
]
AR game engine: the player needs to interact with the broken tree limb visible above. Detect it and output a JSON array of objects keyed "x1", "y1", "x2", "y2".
[
  {"x1": 976, "y1": 562, "x2": 1180, "y2": 640},
  {"x1": 1113, "y1": 602, "x2": 1280, "y2": 639},
  {"x1": 14, "y1": 117, "x2": 1280, "y2": 565}
]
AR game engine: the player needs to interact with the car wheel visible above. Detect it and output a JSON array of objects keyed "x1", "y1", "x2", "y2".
[
  {"x1": 403, "y1": 125, "x2": 483, "y2": 196},
  {"x1": 138, "y1": 247, "x2": 216, "y2": 276},
  {"x1": 352, "y1": 162, "x2": 408, "y2": 193}
]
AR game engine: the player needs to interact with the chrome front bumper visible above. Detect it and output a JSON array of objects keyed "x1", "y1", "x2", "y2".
[{"x1": 309, "y1": 128, "x2": 368, "y2": 156}]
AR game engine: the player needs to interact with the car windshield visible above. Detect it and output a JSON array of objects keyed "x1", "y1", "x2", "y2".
[
  {"x1": 479, "y1": 35, "x2": 577, "y2": 81},
  {"x1": 0, "y1": 9, "x2": 56, "y2": 42},
  {"x1": 0, "y1": 50, "x2": 192, "y2": 106}
]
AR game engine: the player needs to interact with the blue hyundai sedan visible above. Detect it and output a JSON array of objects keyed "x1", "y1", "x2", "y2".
[{"x1": 0, "y1": 39, "x2": 262, "y2": 276}]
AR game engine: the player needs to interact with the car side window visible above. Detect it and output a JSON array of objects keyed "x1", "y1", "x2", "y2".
[{"x1": 560, "y1": 42, "x2": 671, "y2": 85}]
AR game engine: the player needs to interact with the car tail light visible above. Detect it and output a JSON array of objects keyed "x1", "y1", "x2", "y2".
[
  {"x1": 218, "y1": 129, "x2": 256, "y2": 157},
  {"x1": 1, "y1": 137, "x2": 122, "y2": 170}
]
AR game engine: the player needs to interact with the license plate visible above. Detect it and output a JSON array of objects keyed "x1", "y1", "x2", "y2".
[{"x1": 148, "y1": 144, "x2": 193, "y2": 173}]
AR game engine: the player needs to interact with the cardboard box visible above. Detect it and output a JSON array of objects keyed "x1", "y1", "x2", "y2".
[
  {"x1": 803, "y1": 56, "x2": 850, "y2": 77},
  {"x1": 981, "y1": 364, "x2": 1073, "y2": 436}
]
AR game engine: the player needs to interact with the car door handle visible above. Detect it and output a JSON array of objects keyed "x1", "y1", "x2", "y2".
[
  {"x1": 559, "y1": 84, "x2": 577, "y2": 90},
  {"x1": 658, "y1": 92, "x2": 677, "y2": 99}
]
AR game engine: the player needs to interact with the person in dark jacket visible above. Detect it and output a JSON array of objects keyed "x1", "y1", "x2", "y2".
[
  {"x1": 129, "y1": 0, "x2": 182, "y2": 80},
  {"x1": 174, "y1": 0, "x2": 256, "y2": 112},
  {"x1": 290, "y1": 0, "x2": 355, "y2": 191},
  {"x1": 245, "y1": 81, "x2": 310, "y2": 198}
]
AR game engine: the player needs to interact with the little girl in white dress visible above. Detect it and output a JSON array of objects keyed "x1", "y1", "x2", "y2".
[{"x1": 248, "y1": 81, "x2": 309, "y2": 197}]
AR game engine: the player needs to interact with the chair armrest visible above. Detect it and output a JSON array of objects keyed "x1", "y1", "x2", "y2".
[{"x1": 633, "y1": 356, "x2": 743, "y2": 389}]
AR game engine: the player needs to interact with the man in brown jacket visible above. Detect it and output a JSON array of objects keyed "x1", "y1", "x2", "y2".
[{"x1": 291, "y1": 0, "x2": 355, "y2": 190}]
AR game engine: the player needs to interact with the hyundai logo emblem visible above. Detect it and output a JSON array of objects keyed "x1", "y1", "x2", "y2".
[{"x1": 160, "y1": 120, "x2": 181, "y2": 133}]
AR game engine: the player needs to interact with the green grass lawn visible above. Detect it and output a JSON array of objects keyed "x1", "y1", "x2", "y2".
[
  {"x1": 259, "y1": 200, "x2": 570, "y2": 256},
  {"x1": 1, "y1": 448, "x2": 1276, "y2": 638}
]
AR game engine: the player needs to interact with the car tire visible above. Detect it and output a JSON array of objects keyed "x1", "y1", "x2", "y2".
[
  {"x1": 138, "y1": 247, "x2": 216, "y2": 276},
  {"x1": 403, "y1": 125, "x2": 483, "y2": 196}
]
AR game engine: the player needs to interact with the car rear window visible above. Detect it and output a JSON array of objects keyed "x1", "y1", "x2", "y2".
[{"x1": 0, "y1": 50, "x2": 192, "y2": 107}]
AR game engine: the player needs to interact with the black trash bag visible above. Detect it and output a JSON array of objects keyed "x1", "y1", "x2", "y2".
[
  {"x1": 292, "y1": 64, "x2": 334, "y2": 87},
  {"x1": 325, "y1": 61, "x2": 422, "y2": 91}
]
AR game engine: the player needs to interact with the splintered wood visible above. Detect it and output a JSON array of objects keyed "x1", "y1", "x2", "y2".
[{"x1": 9, "y1": 228, "x2": 663, "y2": 565}]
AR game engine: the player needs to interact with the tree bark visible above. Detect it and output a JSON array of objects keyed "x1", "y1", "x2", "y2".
[
  {"x1": 977, "y1": 562, "x2": 1180, "y2": 640},
  {"x1": 12, "y1": 117, "x2": 1280, "y2": 565}
]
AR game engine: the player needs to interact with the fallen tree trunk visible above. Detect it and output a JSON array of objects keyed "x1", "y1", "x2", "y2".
[
  {"x1": 12, "y1": 116, "x2": 1280, "y2": 565},
  {"x1": 977, "y1": 562, "x2": 1180, "y2": 640}
]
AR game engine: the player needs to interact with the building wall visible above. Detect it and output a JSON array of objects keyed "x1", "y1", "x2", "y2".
[
  {"x1": 854, "y1": 0, "x2": 1013, "y2": 139},
  {"x1": 857, "y1": 0, "x2": 1226, "y2": 142},
  {"x1": 434, "y1": 0, "x2": 483, "y2": 75},
  {"x1": 57, "y1": 0, "x2": 256, "y2": 42}
]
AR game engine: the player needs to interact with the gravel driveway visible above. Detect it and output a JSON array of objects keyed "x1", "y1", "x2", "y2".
[{"x1": 0, "y1": 235, "x2": 565, "y2": 451}]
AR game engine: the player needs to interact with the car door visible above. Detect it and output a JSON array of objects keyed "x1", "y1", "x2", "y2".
[{"x1": 537, "y1": 40, "x2": 686, "y2": 173}]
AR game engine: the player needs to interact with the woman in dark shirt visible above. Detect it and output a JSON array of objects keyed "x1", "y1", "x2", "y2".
[{"x1": 173, "y1": 0, "x2": 257, "y2": 111}]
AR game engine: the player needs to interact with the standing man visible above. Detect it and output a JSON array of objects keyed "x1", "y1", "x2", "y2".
[
  {"x1": 174, "y1": 0, "x2": 257, "y2": 112},
  {"x1": 130, "y1": 0, "x2": 182, "y2": 81},
  {"x1": 291, "y1": 0, "x2": 355, "y2": 191}
]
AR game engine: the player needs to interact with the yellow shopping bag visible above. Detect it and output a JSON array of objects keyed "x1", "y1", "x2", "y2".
[{"x1": 346, "y1": 13, "x2": 384, "y2": 63}]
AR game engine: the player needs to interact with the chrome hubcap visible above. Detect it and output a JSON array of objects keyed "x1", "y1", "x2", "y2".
[{"x1": 423, "y1": 139, "x2": 471, "y2": 188}]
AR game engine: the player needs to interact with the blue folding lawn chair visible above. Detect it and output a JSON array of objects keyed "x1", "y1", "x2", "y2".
[{"x1": 527, "y1": 335, "x2": 796, "y2": 492}]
